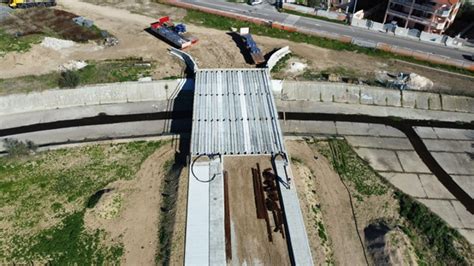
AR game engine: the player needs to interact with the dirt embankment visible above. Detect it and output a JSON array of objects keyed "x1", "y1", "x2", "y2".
[
  {"x1": 287, "y1": 138, "x2": 426, "y2": 265},
  {"x1": 84, "y1": 142, "x2": 175, "y2": 265},
  {"x1": 287, "y1": 140, "x2": 367, "y2": 265}
]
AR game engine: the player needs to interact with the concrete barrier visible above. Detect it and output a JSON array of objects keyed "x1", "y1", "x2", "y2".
[
  {"x1": 0, "y1": 80, "x2": 189, "y2": 116},
  {"x1": 169, "y1": 47, "x2": 198, "y2": 73},
  {"x1": 376, "y1": 42, "x2": 392, "y2": 52},
  {"x1": 441, "y1": 95, "x2": 474, "y2": 113},
  {"x1": 402, "y1": 90, "x2": 441, "y2": 110},
  {"x1": 267, "y1": 46, "x2": 291, "y2": 71},
  {"x1": 280, "y1": 81, "x2": 474, "y2": 113},
  {"x1": 282, "y1": 81, "x2": 403, "y2": 107},
  {"x1": 427, "y1": 54, "x2": 449, "y2": 65},
  {"x1": 352, "y1": 39, "x2": 377, "y2": 48},
  {"x1": 391, "y1": 46, "x2": 414, "y2": 57},
  {"x1": 351, "y1": 18, "x2": 368, "y2": 28},
  {"x1": 360, "y1": 87, "x2": 401, "y2": 106},
  {"x1": 338, "y1": 35, "x2": 353, "y2": 43},
  {"x1": 420, "y1": 31, "x2": 445, "y2": 44}
]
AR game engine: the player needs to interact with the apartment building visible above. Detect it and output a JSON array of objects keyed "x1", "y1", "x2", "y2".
[{"x1": 382, "y1": 0, "x2": 463, "y2": 34}]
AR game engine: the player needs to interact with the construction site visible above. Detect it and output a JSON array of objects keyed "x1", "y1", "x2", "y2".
[
  {"x1": 0, "y1": 0, "x2": 473, "y2": 265},
  {"x1": 184, "y1": 67, "x2": 313, "y2": 265}
]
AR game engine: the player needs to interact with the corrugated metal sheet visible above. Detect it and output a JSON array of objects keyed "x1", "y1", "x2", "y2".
[{"x1": 191, "y1": 68, "x2": 285, "y2": 155}]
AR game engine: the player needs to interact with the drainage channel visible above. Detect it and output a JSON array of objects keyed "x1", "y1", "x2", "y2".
[
  {"x1": 282, "y1": 112, "x2": 474, "y2": 214},
  {"x1": 0, "y1": 111, "x2": 472, "y2": 213}
]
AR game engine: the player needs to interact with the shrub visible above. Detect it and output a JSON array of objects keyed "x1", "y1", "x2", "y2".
[
  {"x1": 58, "y1": 70, "x2": 80, "y2": 88},
  {"x1": 2, "y1": 138, "x2": 37, "y2": 157}
]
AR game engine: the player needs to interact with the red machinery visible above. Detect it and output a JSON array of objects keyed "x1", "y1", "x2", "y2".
[{"x1": 150, "y1": 16, "x2": 198, "y2": 49}]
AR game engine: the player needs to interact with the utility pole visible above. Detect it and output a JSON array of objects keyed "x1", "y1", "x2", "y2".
[{"x1": 352, "y1": 0, "x2": 359, "y2": 16}]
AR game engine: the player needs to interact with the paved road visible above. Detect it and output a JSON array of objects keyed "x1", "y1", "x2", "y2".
[{"x1": 180, "y1": 0, "x2": 473, "y2": 62}]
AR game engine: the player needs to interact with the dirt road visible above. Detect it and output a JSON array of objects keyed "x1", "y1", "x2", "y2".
[{"x1": 84, "y1": 142, "x2": 175, "y2": 265}]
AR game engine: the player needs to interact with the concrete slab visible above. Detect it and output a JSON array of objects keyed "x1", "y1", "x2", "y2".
[
  {"x1": 209, "y1": 159, "x2": 226, "y2": 265},
  {"x1": 414, "y1": 127, "x2": 438, "y2": 139},
  {"x1": 0, "y1": 120, "x2": 174, "y2": 153},
  {"x1": 275, "y1": 160, "x2": 314, "y2": 265},
  {"x1": 452, "y1": 175, "x2": 474, "y2": 199},
  {"x1": 382, "y1": 173, "x2": 427, "y2": 198},
  {"x1": 418, "y1": 199, "x2": 463, "y2": 228},
  {"x1": 423, "y1": 139, "x2": 473, "y2": 153},
  {"x1": 432, "y1": 152, "x2": 474, "y2": 175},
  {"x1": 287, "y1": 121, "x2": 337, "y2": 135},
  {"x1": 451, "y1": 200, "x2": 474, "y2": 229},
  {"x1": 335, "y1": 122, "x2": 371, "y2": 136},
  {"x1": 276, "y1": 100, "x2": 474, "y2": 124},
  {"x1": 185, "y1": 161, "x2": 211, "y2": 265},
  {"x1": 441, "y1": 95, "x2": 474, "y2": 113},
  {"x1": 396, "y1": 151, "x2": 431, "y2": 173},
  {"x1": 335, "y1": 122, "x2": 404, "y2": 137},
  {"x1": 353, "y1": 148, "x2": 403, "y2": 172},
  {"x1": 432, "y1": 128, "x2": 474, "y2": 140},
  {"x1": 345, "y1": 136, "x2": 413, "y2": 150},
  {"x1": 402, "y1": 91, "x2": 441, "y2": 110},
  {"x1": 458, "y1": 229, "x2": 474, "y2": 245},
  {"x1": 418, "y1": 174, "x2": 455, "y2": 199}
]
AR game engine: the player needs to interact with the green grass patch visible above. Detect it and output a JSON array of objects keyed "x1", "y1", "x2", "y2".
[
  {"x1": 312, "y1": 205, "x2": 328, "y2": 244},
  {"x1": 396, "y1": 192, "x2": 468, "y2": 265},
  {"x1": 11, "y1": 211, "x2": 123, "y2": 264},
  {"x1": 77, "y1": 58, "x2": 153, "y2": 84},
  {"x1": 0, "y1": 141, "x2": 164, "y2": 263},
  {"x1": 281, "y1": 8, "x2": 347, "y2": 25},
  {"x1": 0, "y1": 29, "x2": 44, "y2": 56},
  {"x1": 0, "y1": 58, "x2": 154, "y2": 95},
  {"x1": 318, "y1": 139, "x2": 388, "y2": 197},
  {"x1": 155, "y1": 158, "x2": 183, "y2": 265},
  {"x1": 183, "y1": 9, "x2": 474, "y2": 76},
  {"x1": 271, "y1": 53, "x2": 292, "y2": 73}
]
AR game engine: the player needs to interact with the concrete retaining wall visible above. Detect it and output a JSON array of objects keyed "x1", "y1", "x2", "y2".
[
  {"x1": 0, "y1": 80, "x2": 190, "y2": 116},
  {"x1": 169, "y1": 48, "x2": 198, "y2": 72},
  {"x1": 267, "y1": 46, "x2": 291, "y2": 71},
  {"x1": 281, "y1": 81, "x2": 474, "y2": 113},
  {"x1": 420, "y1": 31, "x2": 444, "y2": 44}
]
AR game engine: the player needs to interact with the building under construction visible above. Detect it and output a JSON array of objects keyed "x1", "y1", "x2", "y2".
[{"x1": 382, "y1": 0, "x2": 463, "y2": 34}]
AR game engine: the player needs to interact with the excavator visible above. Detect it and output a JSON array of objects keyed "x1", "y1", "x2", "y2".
[{"x1": 8, "y1": 0, "x2": 56, "y2": 8}]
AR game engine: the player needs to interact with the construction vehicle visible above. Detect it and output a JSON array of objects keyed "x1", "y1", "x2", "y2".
[
  {"x1": 150, "y1": 16, "x2": 198, "y2": 49},
  {"x1": 239, "y1": 28, "x2": 265, "y2": 65},
  {"x1": 8, "y1": 0, "x2": 56, "y2": 8}
]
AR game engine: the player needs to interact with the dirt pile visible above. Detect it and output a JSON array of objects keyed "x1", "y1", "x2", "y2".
[
  {"x1": 364, "y1": 222, "x2": 418, "y2": 265},
  {"x1": 407, "y1": 73, "x2": 434, "y2": 91}
]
